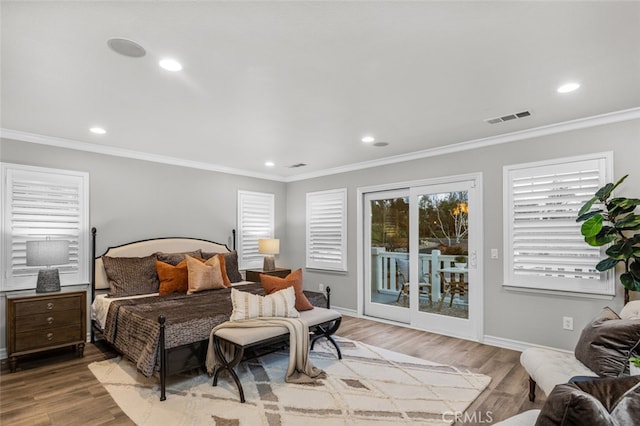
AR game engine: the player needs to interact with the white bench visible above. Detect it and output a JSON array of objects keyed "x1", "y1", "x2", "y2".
[{"x1": 211, "y1": 306, "x2": 342, "y2": 402}]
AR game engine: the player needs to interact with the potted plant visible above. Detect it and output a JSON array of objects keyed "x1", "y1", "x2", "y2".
[
  {"x1": 577, "y1": 174, "x2": 640, "y2": 304},
  {"x1": 630, "y1": 356, "x2": 640, "y2": 376},
  {"x1": 454, "y1": 255, "x2": 467, "y2": 268}
]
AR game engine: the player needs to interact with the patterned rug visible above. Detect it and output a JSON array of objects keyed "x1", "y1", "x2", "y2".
[{"x1": 88, "y1": 337, "x2": 490, "y2": 425}]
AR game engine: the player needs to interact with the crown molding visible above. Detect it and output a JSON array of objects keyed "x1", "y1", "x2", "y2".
[
  {"x1": 0, "y1": 128, "x2": 285, "y2": 182},
  {"x1": 284, "y1": 107, "x2": 640, "y2": 182},
  {"x1": 2, "y1": 107, "x2": 639, "y2": 183}
]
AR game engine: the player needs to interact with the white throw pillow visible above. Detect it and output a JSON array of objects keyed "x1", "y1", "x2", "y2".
[{"x1": 230, "y1": 286, "x2": 299, "y2": 321}]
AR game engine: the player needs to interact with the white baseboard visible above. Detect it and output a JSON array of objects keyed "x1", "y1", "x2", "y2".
[{"x1": 482, "y1": 335, "x2": 573, "y2": 354}]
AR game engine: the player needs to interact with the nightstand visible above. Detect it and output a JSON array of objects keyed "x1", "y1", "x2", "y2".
[
  {"x1": 245, "y1": 268, "x2": 292, "y2": 283},
  {"x1": 6, "y1": 291, "x2": 86, "y2": 372}
]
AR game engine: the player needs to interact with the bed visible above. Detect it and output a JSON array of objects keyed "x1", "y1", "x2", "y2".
[{"x1": 90, "y1": 228, "x2": 333, "y2": 400}]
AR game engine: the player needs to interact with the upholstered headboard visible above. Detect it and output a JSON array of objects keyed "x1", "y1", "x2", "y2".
[{"x1": 92, "y1": 228, "x2": 231, "y2": 292}]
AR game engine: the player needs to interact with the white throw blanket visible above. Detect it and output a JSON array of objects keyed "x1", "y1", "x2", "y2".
[{"x1": 205, "y1": 317, "x2": 326, "y2": 384}]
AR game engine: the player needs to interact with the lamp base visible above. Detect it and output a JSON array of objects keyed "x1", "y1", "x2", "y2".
[
  {"x1": 263, "y1": 256, "x2": 276, "y2": 271},
  {"x1": 36, "y1": 269, "x2": 61, "y2": 293}
]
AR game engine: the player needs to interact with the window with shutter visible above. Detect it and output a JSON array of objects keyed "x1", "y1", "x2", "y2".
[
  {"x1": 1, "y1": 163, "x2": 89, "y2": 291},
  {"x1": 237, "y1": 190, "x2": 274, "y2": 270},
  {"x1": 503, "y1": 152, "x2": 614, "y2": 296},
  {"x1": 306, "y1": 188, "x2": 347, "y2": 271}
]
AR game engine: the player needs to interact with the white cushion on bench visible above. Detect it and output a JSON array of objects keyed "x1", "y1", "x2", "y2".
[
  {"x1": 520, "y1": 348, "x2": 596, "y2": 397},
  {"x1": 214, "y1": 307, "x2": 341, "y2": 347},
  {"x1": 299, "y1": 307, "x2": 341, "y2": 327}
]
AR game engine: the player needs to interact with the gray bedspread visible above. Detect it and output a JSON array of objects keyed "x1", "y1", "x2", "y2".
[{"x1": 103, "y1": 283, "x2": 265, "y2": 376}]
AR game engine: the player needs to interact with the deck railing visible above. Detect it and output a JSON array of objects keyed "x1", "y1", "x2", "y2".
[{"x1": 372, "y1": 248, "x2": 466, "y2": 295}]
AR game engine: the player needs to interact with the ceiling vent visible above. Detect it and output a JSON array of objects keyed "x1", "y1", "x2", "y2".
[
  {"x1": 289, "y1": 163, "x2": 307, "y2": 168},
  {"x1": 484, "y1": 110, "x2": 531, "y2": 125}
]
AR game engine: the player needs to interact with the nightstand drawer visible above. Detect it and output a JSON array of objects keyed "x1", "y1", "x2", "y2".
[
  {"x1": 14, "y1": 295, "x2": 81, "y2": 316},
  {"x1": 7, "y1": 291, "x2": 87, "y2": 372},
  {"x1": 14, "y1": 310, "x2": 81, "y2": 333},
  {"x1": 14, "y1": 325, "x2": 83, "y2": 352}
]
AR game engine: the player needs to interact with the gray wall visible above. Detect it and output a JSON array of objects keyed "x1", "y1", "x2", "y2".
[
  {"x1": 1, "y1": 118, "x2": 639, "y2": 353},
  {"x1": 285, "y1": 119, "x2": 640, "y2": 351},
  {"x1": 0, "y1": 138, "x2": 287, "y2": 356}
]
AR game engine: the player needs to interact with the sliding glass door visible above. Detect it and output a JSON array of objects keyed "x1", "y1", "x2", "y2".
[
  {"x1": 363, "y1": 189, "x2": 411, "y2": 323},
  {"x1": 362, "y1": 175, "x2": 483, "y2": 341}
]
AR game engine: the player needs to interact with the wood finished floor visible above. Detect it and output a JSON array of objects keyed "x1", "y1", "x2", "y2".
[{"x1": 0, "y1": 315, "x2": 545, "y2": 425}]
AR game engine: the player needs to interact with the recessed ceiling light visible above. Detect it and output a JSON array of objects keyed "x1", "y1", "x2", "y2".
[
  {"x1": 361, "y1": 136, "x2": 375, "y2": 143},
  {"x1": 557, "y1": 82, "x2": 580, "y2": 93},
  {"x1": 107, "y1": 38, "x2": 146, "y2": 58},
  {"x1": 90, "y1": 127, "x2": 106, "y2": 135},
  {"x1": 159, "y1": 58, "x2": 182, "y2": 72},
  {"x1": 265, "y1": 161, "x2": 275, "y2": 167}
]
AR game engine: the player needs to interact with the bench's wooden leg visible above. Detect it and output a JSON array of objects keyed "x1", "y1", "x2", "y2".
[{"x1": 528, "y1": 376, "x2": 537, "y2": 402}]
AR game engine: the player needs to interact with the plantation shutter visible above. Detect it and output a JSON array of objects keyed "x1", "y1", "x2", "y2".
[
  {"x1": 1, "y1": 163, "x2": 89, "y2": 290},
  {"x1": 306, "y1": 188, "x2": 347, "y2": 271},
  {"x1": 503, "y1": 153, "x2": 614, "y2": 295},
  {"x1": 237, "y1": 190, "x2": 274, "y2": 270}
]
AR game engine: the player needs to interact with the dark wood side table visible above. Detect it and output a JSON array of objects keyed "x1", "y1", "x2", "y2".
[
  {"x1": 245, "y1": 268, "x2": 292, "y2": 283},
  {"x1": 6, "y1": 291, "x2": 86, "y2": 372}
]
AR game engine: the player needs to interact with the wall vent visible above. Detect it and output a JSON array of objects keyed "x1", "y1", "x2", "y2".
[
  {"x1": 289, "y1": 163, "x2": 307, "y2": 168},
  {"x1": 484, "y1": 110, "x2": 531, "y2": 124}
]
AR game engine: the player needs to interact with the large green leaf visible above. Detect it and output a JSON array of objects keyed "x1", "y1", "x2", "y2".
[
  {"x1": 581, "y1": 215, "x2": 603, "y2": 238},
  {"x1": 630, "y1": 260, "x2": 640, "y2": 280},
  {"x1": 584, "y1": 226, "x2": 616, "y2": 246},
  {"x1": 606, "y1": 240, "x2": 634, "y2": 259},
  {"x1": 596, "y1": 175, "x2": 628, "y2": 200},
  {"x1": 596, "y1": 257, "x2": 620, "y2": 271},
  {"x1": 620, "y1": 272, "x2": 640, "y2": 292},
  {"x1": 607, "y1": 198, "x2": 639, "y2": 217},
  {"x1": 576, "y1": 209, "x2": 603, "y2": 223},
  {"x1": 614, "y1": 214, "x2": 640, "y2": 230},
  {"x1": 577, "y1": 197, "x2": 598, "y2": 218}
]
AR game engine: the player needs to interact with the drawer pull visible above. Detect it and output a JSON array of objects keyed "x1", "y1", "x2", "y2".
[
  {"x1": 46, "y1": 333, "x2": 54, "y2": 341},
  {"x1": 47, "y1": 317, "x2": 54, "y2": 324},
  {"x1": 47, "y1": 302, "x2": 54, "y2": 310}
]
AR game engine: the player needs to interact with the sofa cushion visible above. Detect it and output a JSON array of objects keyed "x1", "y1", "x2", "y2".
[
  {"x1": 535, "y1": 376, "x2": 640, "y2": 426},
  {"x1": 574, "y1": 307, "x2": 640, "y2": 377}
]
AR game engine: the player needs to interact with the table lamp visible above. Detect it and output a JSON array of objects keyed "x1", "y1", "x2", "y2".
[
  {"x1": 258, "y1": 238, "x2": 279, "y2": 271},
  {"x1": 26, "y1": 239, "x2": 69, "y2": 293}
]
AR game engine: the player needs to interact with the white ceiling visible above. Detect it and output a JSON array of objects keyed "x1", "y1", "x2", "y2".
[{"x1": 2, "y1": 1, "x2": 640, "y2": 181}]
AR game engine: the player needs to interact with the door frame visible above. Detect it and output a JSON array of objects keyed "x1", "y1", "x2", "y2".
[{"x1": 356, "y1": 172, "x2": 484, "y2": 342}]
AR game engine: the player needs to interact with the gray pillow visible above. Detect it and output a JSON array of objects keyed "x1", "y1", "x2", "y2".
[
  {"x1": 202, "y1": 250, "x2": 242, "y2": 283},
  {"x1": 102, "y1": 254, "x2": 159, "y2": 297},
  {"x1": 155, "y1": 250, "x2": 202, "y2": 266},
  {"x1": 574, "y1": 307, "x2": 640, "y2": 377},
  {"x1": 535, "y1": 376, "x2": 640, "y2": 426}
]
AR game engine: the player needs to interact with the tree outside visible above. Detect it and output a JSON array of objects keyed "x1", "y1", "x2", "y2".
[{"x1": 370, "y1": 192, "x2": 469, "y2": 255}]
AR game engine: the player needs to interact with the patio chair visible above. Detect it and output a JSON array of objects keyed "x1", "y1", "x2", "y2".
[
  {"x1": 395, "y1": 258, "x2": 432, "y2": 307},
  {"x1": 437, "y1": 271, "x2": 468, "y2": 311}
]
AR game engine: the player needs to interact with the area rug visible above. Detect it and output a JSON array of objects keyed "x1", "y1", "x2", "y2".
[{"x1": 88, "y1": 337, "x2": 490, "y2": 425}]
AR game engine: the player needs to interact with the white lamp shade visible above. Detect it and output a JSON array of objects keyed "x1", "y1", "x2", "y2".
[
  {"x1": 26, "y1": 240, "x2": 70, "y2": 266},
  {"x1": 258, "y1": 238, "x2": 280, "y2": 255}
]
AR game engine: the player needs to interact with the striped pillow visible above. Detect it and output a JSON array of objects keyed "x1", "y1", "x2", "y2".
[{"x1": 230, "y1": 287, "x2": 299, "y2": 321}]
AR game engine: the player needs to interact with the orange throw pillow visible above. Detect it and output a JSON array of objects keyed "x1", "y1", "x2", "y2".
[
  {"x1": 260, "y1": 269, "x2": 313, "y2": 311},
  {"x1": 156, "y1": 259, "x2": 189, "y2": 295}
]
